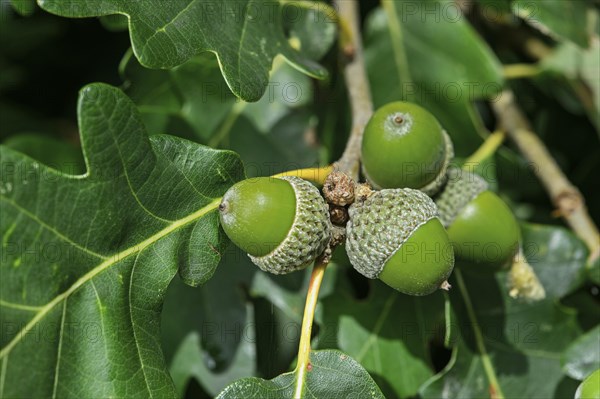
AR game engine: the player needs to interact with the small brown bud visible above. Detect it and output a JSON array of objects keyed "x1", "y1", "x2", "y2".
[
  {"x1": 329, "y1": 205, "x2": 349, "y2": 226},
  {"x1": 354, "y1": 183, "x2": 373, "y2": 203},
  {"x1": 323, "y1": 171, "x2": 355, "y2": 206}
]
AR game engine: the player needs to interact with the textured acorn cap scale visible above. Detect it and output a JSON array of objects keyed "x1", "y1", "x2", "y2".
[
  {"x1": 419, "y1": 130, "x2": 454, "y2": 196},
  {"x1": 247, "y1": 176, "x2": 332, "y2": 274},
  {"x1": 434, "y1": 166, "x2": 488, "y2": 228}
]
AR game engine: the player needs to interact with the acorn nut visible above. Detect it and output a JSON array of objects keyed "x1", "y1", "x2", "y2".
[
  {"x1": 361, "y1": 101, "x2": 454, "y2": 196},
  {"x1": 346, "y1": 188, "x2": 455, "y2": 296},
  {"x1": 434, "y1": 167, "x2": 520, "y2": 270},
  {"x1": 575, "y1": 369, "x2": 600, "y2": 399},
  {"x1": 219, "y1": 176, "x2": 332, "y2": 274}
]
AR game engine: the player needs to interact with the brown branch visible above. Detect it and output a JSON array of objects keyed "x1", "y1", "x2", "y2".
[
  {"x1": 334, "y1": 0, "x2": 373, "y2": 181},
  {"x1": 492, "y1": 90, "x2": 600, "y2": 263}
]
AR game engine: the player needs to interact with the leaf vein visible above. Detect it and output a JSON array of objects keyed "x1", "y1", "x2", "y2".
[
  {"x1": 355, "y1": 293, "x2": 397, "y2": 362},
  {"x1": 0, "y1": 299, "x2": 44, "y2": 312},
  {"x1": 128, "y1": 249, "x2": 154, "y2": 398},
  {"x1": 141, "y1": 0, "x2": 198, "y2": 54},
  {"x1": 0, "y1": 198, "x2": 107, "y2": 260},
  {"x1": 0, "y1": 354, "x2": 7, "y2": 397},
  {"x1": 51, "y1": 300, "x2": 67, "y2": 399}
]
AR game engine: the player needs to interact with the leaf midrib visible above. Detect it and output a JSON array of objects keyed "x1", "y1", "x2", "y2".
[{"x1": 0, "y1": 197, "x2": 221, "y2": 359}]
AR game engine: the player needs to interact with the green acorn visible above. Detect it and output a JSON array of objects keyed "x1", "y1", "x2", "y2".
[
  {"x1": 361, "y1": 101, "x2": 454, "y2": 196},
  {"x1": 575, "y1": 369, "x2": 600, "y2": 399},
  {"x1": 346, "y1": 188, "x2": 454, "y2": 296},
  {"x1": 219, "y1": 176, "x2": 331, "y2": 274},
  {"x1": 434, "y1": 167, "x2": 520, "y2": 269}
]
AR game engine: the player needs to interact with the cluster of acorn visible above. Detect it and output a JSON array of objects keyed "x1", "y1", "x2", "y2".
[{"x1": 219, "y1": 102, "x2": 520, "y2": 296}]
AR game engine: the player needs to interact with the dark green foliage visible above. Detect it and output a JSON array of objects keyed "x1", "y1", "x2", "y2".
[{"x1": 1, "y1": 1, "x2": 598, "y2": 398}]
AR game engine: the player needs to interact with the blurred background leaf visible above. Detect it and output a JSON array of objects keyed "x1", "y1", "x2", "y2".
[
  {"x1": 521, "y1": 223, "x2": 589, "y2": 299},
  {"x1": 511, "y1": 0, "x2": 592, "y2": 48},
  {"x1": 170, "y1": 314, "x2": 257, "y2": 397},
  {"x1": 116, "y1": 1, "x2": 337, "y2": 175},
  {"x1": 7, "y1": 0, "x2": 35, "y2": 16},
  {"x1": 2, "y1": 133, "x2": 85, "y2": 173},
  {"x1": 319, "y1": 275, "x2": 449, "y2": 399},
  {"x1": 561, "y1": 325, "x2": 600, "y2": 381},
  {"x1": 541, "y1": 39, "x2": 600, "y2": 130},
  {"x1": 421, "y1": 268, "x2": 585, "y2": 399},
  {"x1": 161, "y1": 246, "x2": 255, "y2": 373}
]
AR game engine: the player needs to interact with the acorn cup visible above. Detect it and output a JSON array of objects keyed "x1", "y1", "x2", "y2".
[
  {"x1": 361, "y1": 101, "x2": 454, "y2": 196},
  {"x1": 219, "y1": 176, "x2": 332, "y2": 274},
  {"x1": 345, "y1": 188, "x2": 455, "y2": 296},
  {"x1": 434, "y1": 167, "x2": 520, "y2": 270}
]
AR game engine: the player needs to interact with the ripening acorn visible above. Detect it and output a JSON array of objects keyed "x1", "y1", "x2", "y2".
[
  {"x1": 219, "y1": 176, "x2": 331, "y2": 274},
  {"x1": 361, "y1": 101, "x2": 454, "y2": 196},
  {"x1": 575, "y1": 369, "x2": 600, "y2": 399},
  {"x1": 345, "y1": 188, "x2": 454, "y2": 296},
  {"x1": 434, "y1": 167, "x2": 520, "y2": 270}
]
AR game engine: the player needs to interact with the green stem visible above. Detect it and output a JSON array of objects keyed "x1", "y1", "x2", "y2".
[
  {"x1": 455, "y1": 270, "x2": 505, "y2": 399},
  {"x1": 503, "y1": 64, "x2": 542, "y2": 80},
  {"x1": 293, "y1": 259, "x2": 328, "y2": 399},
  {"x1": 272, "y1": 165, "x2": 333, "y2": 186},
  {"x1": 381, "y1": 0, "x2": 413, "y2": 100},
  {"x1": 463, "y1": 130, "x2": 506, "y2": 167}
]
